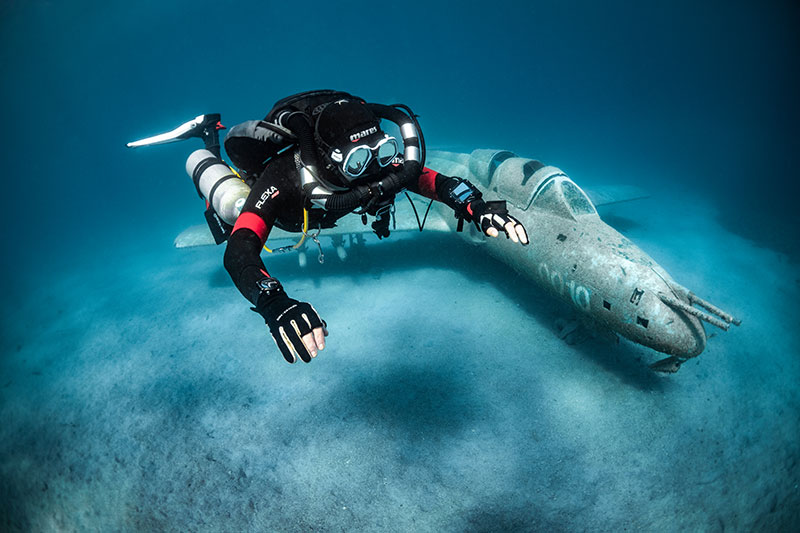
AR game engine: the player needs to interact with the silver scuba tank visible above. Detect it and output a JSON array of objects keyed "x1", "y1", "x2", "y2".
[{"x1": 185, "y1": 149, "x2": 251, "y2": 225}]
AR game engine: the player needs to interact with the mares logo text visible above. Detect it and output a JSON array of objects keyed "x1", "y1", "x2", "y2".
[{"x1": 350, "y1": 126, "x2": 378, "y2": 142}]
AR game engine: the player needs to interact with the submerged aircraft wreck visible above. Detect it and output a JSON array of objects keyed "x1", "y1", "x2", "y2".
[
  {"x1": 131, "y1": 115, "x2": 740, "y2": 373},
  {"x1": 426, "y1": 150, "x2": 741, "y2": 372}
]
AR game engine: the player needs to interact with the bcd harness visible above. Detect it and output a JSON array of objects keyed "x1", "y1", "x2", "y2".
[{"x1": 224, "y1": 90, "x2": 426, "y2": 242}]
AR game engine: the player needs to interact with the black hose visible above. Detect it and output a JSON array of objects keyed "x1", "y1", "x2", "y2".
[
  {"x1": 284, "y1": 112, "x2": 319, "y2": 169},
  {"x1": 287, "y1": 104, "x2": 423, "y2": 212},
  {"x1": 322, "y1": 185, "x2": 371, "y2": 212}
]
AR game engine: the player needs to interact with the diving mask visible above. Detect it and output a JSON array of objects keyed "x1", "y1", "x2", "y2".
[{"x1": 331, "y1": 135, "x2": 399, "y2": 179}]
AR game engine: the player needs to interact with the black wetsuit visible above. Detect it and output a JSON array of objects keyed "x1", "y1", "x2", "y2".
[{"x1": 223, "y1": 149, "x2": 462, "y2": 308}]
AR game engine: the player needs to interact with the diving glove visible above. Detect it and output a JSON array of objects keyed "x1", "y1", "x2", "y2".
[
  {"x1": 468, "y1": 199, "x2": 529, "y2": 245},
  {"x1": 441, "y1": 177, "x2": 528, "y2": 245},
  {"x1": 252, "y1": 277, "x2": 326, "y2": 364}
]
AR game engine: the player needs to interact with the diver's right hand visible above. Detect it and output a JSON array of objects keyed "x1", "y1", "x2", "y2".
[{"x1": 253, "y1": 278, "x2": 327, "y2": 363}]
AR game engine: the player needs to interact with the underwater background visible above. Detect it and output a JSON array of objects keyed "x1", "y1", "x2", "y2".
[{"x1": 1, "y1": 0, "x2": 798, "y2": 531}]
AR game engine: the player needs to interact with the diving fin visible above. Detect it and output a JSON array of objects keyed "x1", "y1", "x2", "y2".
[
  {"x1": 127, "y1": 114, "x2": 225, "y2": 156},
  {"x1": 204, "y1": 205, "x2": 233, "y2": 245}
]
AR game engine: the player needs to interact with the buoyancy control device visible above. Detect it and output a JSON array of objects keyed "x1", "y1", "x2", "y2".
[{"x1": 224, "y1": 90, "x2": 426, "y2": 222}]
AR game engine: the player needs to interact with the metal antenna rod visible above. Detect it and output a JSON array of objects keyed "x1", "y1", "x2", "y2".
[
  {"x1": 688, "y1": 292, "x2": 741, "y2": 326},
  {"x1": 658, "y1": 293, "x2": 731, "y2": 331}
]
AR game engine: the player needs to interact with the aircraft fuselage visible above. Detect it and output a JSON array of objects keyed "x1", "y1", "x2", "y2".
[{"x1": 427, "y1": 150, "x2": 713, "y2": 361}]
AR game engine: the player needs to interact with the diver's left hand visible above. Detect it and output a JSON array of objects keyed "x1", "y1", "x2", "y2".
[{"x1": 469, "y1": 200, "x2": 529, "y2": 245}]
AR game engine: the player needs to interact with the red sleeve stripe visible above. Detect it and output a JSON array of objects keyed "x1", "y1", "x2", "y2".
[
  {"x1": 232, "y1": 212, "x2": 269, "y2": 244},
  {"x1": 418, "y1": 167, "x2": 439, "y2": 199}
]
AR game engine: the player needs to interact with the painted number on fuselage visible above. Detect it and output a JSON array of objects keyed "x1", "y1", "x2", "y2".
[{"x1": 538, "y1": 262, "x2": 591, "y2": 312}]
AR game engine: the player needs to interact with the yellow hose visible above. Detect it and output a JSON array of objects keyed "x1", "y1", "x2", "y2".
[
  {"x1": 263, "y1": 208, "x2": 309, "y2": 253},
  {"x1": 225, "y1": 164, "x2": 308, "y2": 254}
]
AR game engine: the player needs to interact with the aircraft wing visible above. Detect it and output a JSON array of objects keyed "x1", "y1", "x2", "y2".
[
  {"x1": 582, "y1": 185, "x2": 650, "y2": 207},
  {"x1": 174, "y1": 194, "x2": 453, "y2": 248},
  {"x1": 175, "y1": 225, "x2": 218, "y2": 248}
]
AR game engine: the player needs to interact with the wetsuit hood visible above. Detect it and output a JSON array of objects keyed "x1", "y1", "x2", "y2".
[{"x1": 315, "y1": 100, "x2": 387, "y2": 185}]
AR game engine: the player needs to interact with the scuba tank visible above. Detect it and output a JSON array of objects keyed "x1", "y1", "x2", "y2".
[
  {"x1": 185, "y1": 149, "x2": 250, "y2": 225},
  {"x1": 185, "y1": 148, "x2": 251, "y2": 243}
]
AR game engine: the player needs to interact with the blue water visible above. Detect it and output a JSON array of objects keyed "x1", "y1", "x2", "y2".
[{"x1": 1, "y1": 1, "x2": 798, "y2": 531}]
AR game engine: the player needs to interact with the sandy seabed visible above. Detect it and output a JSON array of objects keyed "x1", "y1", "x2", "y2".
[{"x1": 1, "y1": 189, "x2": 798, "y2": 532}]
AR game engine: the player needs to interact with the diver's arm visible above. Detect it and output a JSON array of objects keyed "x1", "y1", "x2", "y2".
[
  {"x1": 408, "y1": 168, "x2": 529, "y2": 245},
  {"x1": 223, "y1": 185, "x2": 327, "y2": 364},
  {"x1": 224, "y1": 223, "x2": 273, "y2": 305},
  {"x1": 409, "y1": 167, "x2": 446, "y2": 201}
]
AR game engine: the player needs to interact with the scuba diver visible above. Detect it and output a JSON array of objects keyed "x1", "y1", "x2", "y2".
[{"x1": 128, "y1": 90, "x2": 529, "y2": 364}]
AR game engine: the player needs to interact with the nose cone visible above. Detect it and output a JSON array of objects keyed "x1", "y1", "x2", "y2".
[
  {"x1": 663, "y1": 309, "x2": 707, "y2": 358},
  {"x1": 611, "y1": 274, "x2": 708, "y2": 359}
]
